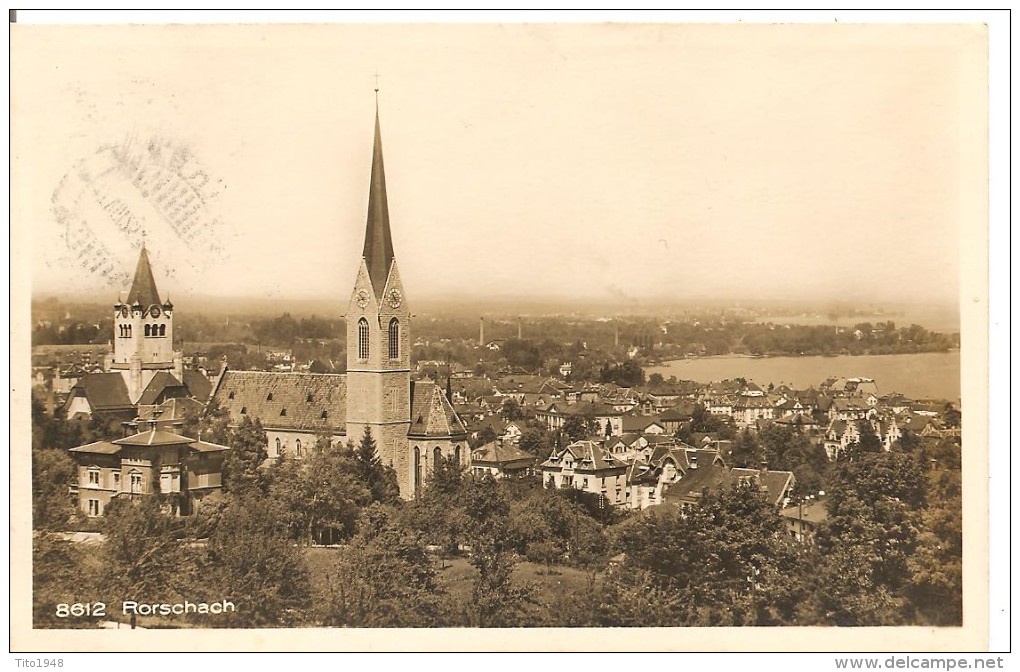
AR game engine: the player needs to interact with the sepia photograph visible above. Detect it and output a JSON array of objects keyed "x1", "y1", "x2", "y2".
[{"x1": 9, "y1": 12, "x2": 999, "y2": 655}]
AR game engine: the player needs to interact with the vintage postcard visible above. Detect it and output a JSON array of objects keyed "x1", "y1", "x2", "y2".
[{"x1": 10, "y1": 16, "x2": 994, "y2": 653}]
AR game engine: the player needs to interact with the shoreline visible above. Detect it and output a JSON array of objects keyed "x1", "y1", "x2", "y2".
[{"x1": 651, "y1": 348, "x2": 959, "y2": 366}]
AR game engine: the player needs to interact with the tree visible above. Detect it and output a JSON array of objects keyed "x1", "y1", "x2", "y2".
[
  {"x1": 599, "y1": 361, "x2": 645, "y2": 387},
  {"x1": 462, "y1": 477, "x2": 534, "y2": 627},
  {"x1": 33, "y1": 535, "x2": 98, "y2": 628},
  {"x1": 32, "y1": 448, "x2": 78, "y2": 531},
  {"x1": 501, "y1": 398, "x2": 524, "y2": 421},
  {"x1": 906, "y1": 495, "x2": 962, "y2": 625},
  {"x1": 195, "y1": 397, "x2": 230, "y2": 445},
  {"x1": 807, "y1": 539, "x2": 904, "y2": 626},
  {"x1": 518, "y1": 427, "x2": 549, "y2": 455},
  {"x1": 352, "y1": 427, "x2": 400, "y2": 505},
  {"x1": 269, "y1": 441, "x2": 372, "y2": 545},
  {"x1": 941, "y1": 403, "x2": 961, "y2": 429},
  {"x1": 99, "y1": 497, "x2": 201, "y2": 625},
  {"x1": 308, "y1": 359, "x2": 331, "y2": 373},
  {"x1": 222, "y1": 416, "x2": 268, "y2": 496},
  {"x1": 470, "y1": 425, "x2": 497, "y2": 449},
  {"x1": 689, "y1": 403, "x2": 722, "y2": 433},
  {"x1": 319, "y1": 505, "x2": 453, "y2": 627},
  {"x1": 855, "y1": 420, "x2": 883, "y2": 455},
  {"x1": 729, "y1": 428, "x2": 762, "y2": 468},
  {"x1": 614, "y1": 483, "x2": 805, "y2": 625},
  {"x1": 405, "y1": 455, "x2": 468, "y2": 559},
  {"x1": 562, "y1": 415, "x2": 592, "y2": 442},
  {"x1": 206, "y1": 495, "x2": 311, "y2": 627},
  {"x1": 828, "y1": 451, "x2": 926, "y2": 514}
]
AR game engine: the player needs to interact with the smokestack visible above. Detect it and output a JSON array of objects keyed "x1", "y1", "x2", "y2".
[
  {"x1": 614, "y1": 321, "x2": 619, "y2": 348},
  {"x1": 479, "y1": 316, "x2": 485, "y2": 346},
  {"x1": 518, "y1": 317, "x2": 522, "y2": 340}
]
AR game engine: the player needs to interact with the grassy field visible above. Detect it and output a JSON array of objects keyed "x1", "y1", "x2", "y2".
[{"x1": 305, "y1": 546, "x2": 596, "y2": 626}]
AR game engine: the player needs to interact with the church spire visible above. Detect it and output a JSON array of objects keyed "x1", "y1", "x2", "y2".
[
  {"x1": 362, "y1": 103, "x2": 395, "y2": 298},
  {"x1": 126, "y1": 245, "x2": 162, "y2": 306}
]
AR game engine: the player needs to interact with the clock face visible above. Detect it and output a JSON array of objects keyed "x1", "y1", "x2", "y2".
[
  {"x1": 355, "y1": 289, "x2": 370, "y2": 309},
  {"x1": 387, "y1": 289, "x2": 402, "y2": 308},
  {"x1": 120, "y1": 306, "x2": 129, "y2": 318},
  {"x1": 150, "y1": 306, "x2": 161, "y2": 318}
]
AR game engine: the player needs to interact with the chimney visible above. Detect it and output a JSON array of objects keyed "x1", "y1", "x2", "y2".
[
  {"x1": 760, "y1": 460, "x2": 769, "y2": 473},
  {"x1": 690, "y1": 454, "x2": 698, "y2": 469}
]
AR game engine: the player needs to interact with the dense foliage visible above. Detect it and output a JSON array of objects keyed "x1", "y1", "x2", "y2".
[{"x1": 30, "y1": 393, "x2": 961, "y2": 629}]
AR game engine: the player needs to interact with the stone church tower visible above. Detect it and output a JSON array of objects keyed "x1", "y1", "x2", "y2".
[
  {"x1": 109, "y1": 246, "x2": 181, "y2": 403},
  {"x1": 345, "y1": 106, "x2": 413, "y2": 492}
]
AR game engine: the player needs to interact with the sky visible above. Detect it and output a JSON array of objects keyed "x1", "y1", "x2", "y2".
[{"x1": 12, "y1": 21, "x2": 986, "y2": 309}]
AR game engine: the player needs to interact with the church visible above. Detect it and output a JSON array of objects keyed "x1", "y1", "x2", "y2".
[
  {"x1": 63, "y1": 246, "x2": 209, "y2": 421},
  {"x1": 210, "y1": 105, "x2": 468, "y2": 499}
]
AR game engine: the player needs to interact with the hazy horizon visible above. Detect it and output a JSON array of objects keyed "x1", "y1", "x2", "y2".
[
  {"x1": 32, "y1": 289, "x2": 961, "y2": 332},
  {"x1": 14, "y1": 23, "x2": 982, "y2": 311}
]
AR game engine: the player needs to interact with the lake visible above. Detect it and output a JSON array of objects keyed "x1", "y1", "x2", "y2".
[{"x1": 647, "y1": 351, "x2": 960, "y2": 402}]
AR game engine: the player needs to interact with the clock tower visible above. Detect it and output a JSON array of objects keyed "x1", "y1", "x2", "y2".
[
  {"x1": 345, "y1": 105, "x2": 412, "y2": 493},
  {"x1": 110, "y1": 245, "x2": 178, "y2": 403}
]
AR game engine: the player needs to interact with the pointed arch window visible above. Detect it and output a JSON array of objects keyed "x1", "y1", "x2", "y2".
[
  {"x1": 413, "y1": 447, "x2": 422, "y2": 495},
  {"x1": 358, "y1": 318, "x2": 370, "y2": 359},
  {"x1": 275, "y1": 438, "x2": 282, "y2": 454},
  {"x1": 388, "y1": 318, "x2": 400, "y2": 359},
  {"x1": 434, "y1": 447, "x2": 443, "y2": 475}
]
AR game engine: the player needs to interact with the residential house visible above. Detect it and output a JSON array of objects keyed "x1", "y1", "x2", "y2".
[
  {"x1": 620, "y1": 415, "x2": 667, "y2": 436},
  {"x1": 626, "y1": 443, "x2": 722, "y2": 510},
  {"x1": 539, "y1": 440, "x2": 629, "y2": 507},
  {"x1": 68, "y1": 424, "x2": 229, "y2": 517},
  {"x1": 470, "y1": 439, "x2": 538, "y2": 479},
  {"x1": 663, "y1": 463, "x2": 795, "y2": 510},
  {"x1": 658, "y1": 403, "x2": 696, "y2": 434},
  {"x1": 732, "y1": 391, "x2": 775, "y2": 427},
  {"x1": 780, "y1": 497, "x2": 828, "y2": 544},
  {"x1": 828, "y1": 397, "x2": 877, "y2": 422}
]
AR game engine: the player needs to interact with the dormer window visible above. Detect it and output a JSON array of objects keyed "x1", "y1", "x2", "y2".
[
  {"x1": 240, "y1": 406, "x2": 247, "y2": 415},
  {"x1": 228, "y1": 391, "x2": 235, "y2": 400},
  {"x1": 280, "y1": 408, "x2": 287, "y2": 417},
  {"x1": 320, "y1": 410, "x2": 328, "y2": 419},
  {"x1": 267, "y1": 393, "x2": 274, "y2": 401},
  {"x1": 307, "y1": 394, "x2": 314, "y2": 403}
]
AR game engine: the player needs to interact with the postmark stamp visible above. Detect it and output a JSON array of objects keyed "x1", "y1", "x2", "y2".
[{"x1": 50, "y1": 133, "x2": 230, "y2": 287}]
